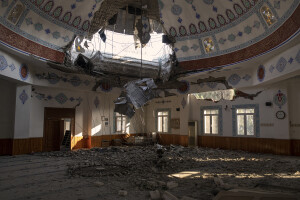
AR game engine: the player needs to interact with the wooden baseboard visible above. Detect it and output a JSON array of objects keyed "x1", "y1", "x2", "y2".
[
  {"x1": 11, "y1": 138, "x2": 43, "y2": 155},
  {"x1": 0, "y1": 139, "x2": 13, "y2": 155},
  {"x1": 158, "y1": 134, "x2": 188, "y2": 147},
  {"x1": 2, "y1": 135, "x2": 298, "y2": 156},
  {"x1": 198, "y1": 136, "x2": 300, "y2": 156},
  {"x1": 291, "y1": 139, "x2": 300, "y2": 156},
  {"x1": 91, "y1": 134, "x2": 139, "y2": 148}
]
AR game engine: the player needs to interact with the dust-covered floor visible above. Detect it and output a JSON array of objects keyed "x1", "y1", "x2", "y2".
[{"x1": 0, "y1": 145, "x2": 299, "y2": 200}]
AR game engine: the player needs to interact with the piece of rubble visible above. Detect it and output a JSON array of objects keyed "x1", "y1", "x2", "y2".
[
  {"x1": 94, "y1": 181, "x2": 104, "y2": 186},
  {"x1": 162, "y1": 191, "x2": 178, "y2": 200},
  {"x1": 118, "y1": 190, "x2": 128, "y2": 196},
  {"x1": 157, "y1": 181, "x2": 166, "y2": 187},
  {"x1": 213, "y1": 175, "x2": 224, "y2": 187},
  {"x1": 181, "y1": 196, "x2": 196, "y2": 200},
  {"x1": 167, "y1": 181, "x2": 178, "y2": 189},
  {"x1": 147, "y1": 181, "x2": 158, "y2": 189},
  {"x1": 150, "y1": 190, "x2": 161, "y2": 200}
]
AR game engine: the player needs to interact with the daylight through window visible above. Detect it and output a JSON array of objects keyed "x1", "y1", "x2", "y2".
[{"x1": 204, "y1": 109, "x2": 219, "y2": 134}]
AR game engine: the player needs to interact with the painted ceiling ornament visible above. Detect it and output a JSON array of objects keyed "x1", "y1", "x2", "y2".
[
  {"x1": 177, "y1": 80, "x2": 190, "y2": 94},
  {"x1": 181, "y1": 97, "x2": 187, "y2": 109},
  {"x1": 48, "y1": 73, "x2": 60, "y2": 84},
  {"x1": 0, "y1": 55, "x2": 8, "y2": 71},
  {"x1": 19, "y1": 90, "x2": 28, "y2": 105},
  {"x1": 69, "y1": 76, "x2": 82, "y2": 87},
  {"x1": 7, "y1": 2, "x2": 25, "y2": 24},
  {"x1": 55, "y1": 93, "x2": 68, "y2": 104},
  {"x1": 242, "y1": 74, "x2": 251, "y2": 81},
  {"x1": 203, "y1": 38, "x2": 215, "y2": 53},
  {"x1": 171, "y1": 4, "x2": 183, "y2": 16},
  {"x1": 9, "y1": 64, "x2": 16, "y2": 71},
  {"x1": 228, "y1": 73, "x2": 241, "y2": 86},
  {"x1": 276, "y1": 57, "x2": 287, "y2": 72},
  {"x1": 261, "y1": 5, "x2": 276, "y2": 26},
  {"x1": 94, "y1": 96, "x2": 99, "y2": 108},
  {"x1": 273, "y1": 90, "x2": 287, "y2": 109},
  {"x1": 257, "y1": 65, "x2": 265, "y2": 82},
  {"x1": 19, "y1": 64, "x2": 29, "y2": 81}
]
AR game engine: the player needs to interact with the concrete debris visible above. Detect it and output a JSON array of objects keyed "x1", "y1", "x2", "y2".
[
  {"x1": 149, "y1": 190, "x2": 161, "y2": 200},
  {"x1": 181, "y1": 197, "x2": 197, "y2": 200},
  {"x1": 167, "y1": 181, "x2": 178, "y2": 189},
  {"x1": 125, "y1": 78, "x2": 157, "y2": 109},
  {"x1": 94, "y1": 181, "x2": 104, "y2": 186},
  {"x1": 213, "y1": 176, "x2": 224, "y2": 187},
  {"x1": 162, "y1": 191, "x2": 178, "y2": 200},
  {"x1": 35, "y1": 145, "x2": 300, "y2": 200},
  {"x1": 118, "y1": 190, "x2": 128, "y2": 196}
]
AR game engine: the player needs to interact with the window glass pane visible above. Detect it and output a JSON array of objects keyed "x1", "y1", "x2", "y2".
[
  {"x1": 212, "y1": 116, "x2": 218, "y2": 134},
  {"x1": 163, "y1": 116, "x2": 168, "y2": 132},
  {"x1": 237, "y1": 115, "x2": 244, "y2": 135},
  {"x1": 122, "y1": 118, "x2": 126, "y2": 133},
  {"x1": 158, "y1": 112, "x2": 163, "y2": 116},
  {"x1": 246, "y1": 109, "x2": 254, "y2": 113},
  {"x1": 204, "y1": 116, "x2": 210, "y2": 134},
  {"x1": 210, "y1": 110, "x2": 218, "y2": 114},
  {"x1": 246, "y1": 115, "x2": 254, "y2": 135},
  {"x1": 162, "y1": 111, "x2": 168, "y2": 115},
  {"x1": 204, "y1": 110, "x2": 210, "y2": 114},
  {"x1": 117, "y1": 118, "x2": 122, "y2": 131},
  {"x1": 158, "y1": 117, "x2": 162, "y2": 132},
  {"x1": 237, "y1": 109, "x2": 245, "y2": 113}
]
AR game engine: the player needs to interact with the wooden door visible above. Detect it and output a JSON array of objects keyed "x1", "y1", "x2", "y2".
[
  {"x1": 44, "y1": 119, "x2": 62, "y2": 152},
  {"x1": 44, "y1": 108, "x2": 75, "y2": 152}
]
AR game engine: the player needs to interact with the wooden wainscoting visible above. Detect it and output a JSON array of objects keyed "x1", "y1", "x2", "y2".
[
  {"x1": 91, "y1": 134, "x2": 139, "y2": 148},
  {"x1": 291, "y1": 139, "x2": 300, "y2": 156},
  {"x1": 158, "y1": 134, "x2": 188, "y2": 147},
  {"x1": 12, "y1": 138, "x2": 43, "y2": 155},
  {"x1": 198, "y1": 136, "x2": 300, "y2": 156},
  {"x1": 0, "y1": 139, "x2": 13, "y2": 155}
]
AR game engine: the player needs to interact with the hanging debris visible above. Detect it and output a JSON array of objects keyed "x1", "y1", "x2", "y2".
[
  {"x1": 125, "y1": 78, "x2": 157, "y2": 109},
  {"x1": 134, "y1": 16, "x2": 151, "y2": 48}
]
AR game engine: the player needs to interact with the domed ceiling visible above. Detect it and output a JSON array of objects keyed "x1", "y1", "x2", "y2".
[
  {"x1": 159, "y1": 0, "x2": 300, "y2": 70},
  {"x1": 0, "y1": 0, "x2": 299, "y2": 71}
]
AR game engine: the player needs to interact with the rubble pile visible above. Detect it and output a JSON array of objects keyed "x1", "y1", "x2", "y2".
[{"x1": 37, "y1": 145, "x2": 300, "y2": 200}]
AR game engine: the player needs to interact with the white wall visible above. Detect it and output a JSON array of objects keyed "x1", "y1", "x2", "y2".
[
  {"x1": 30, "y1": 86, "x2": 145, "y2": 138},
  {"x1": 145, "y1": 83, "x2": 291, "y2": 140},
  {"x1": 14, "y1": 85, "x2": 32, "y2": 139},
  {"x1": 145, "y1": 94, "x2": 189, "y2": 135},
  {"x1": 0, "y1": 78, "x2": 16, "y2": 139}
]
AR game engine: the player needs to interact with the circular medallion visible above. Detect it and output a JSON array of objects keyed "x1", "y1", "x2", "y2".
[
  {"x1": 276, "y1": 111, "x2": 285, "y2": 119},
  {"x1": 171, "y1": 4, "x2": 182, "y2": 16},
  {"x1": 257, "y1": 65, "x2": 265, "y2": 82},
  {"x1": 19, "y1": 64, "x2": 29, "y2": 81}
]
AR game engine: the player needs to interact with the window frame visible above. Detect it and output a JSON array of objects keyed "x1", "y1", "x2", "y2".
[
  {"x1": 113, "y1": 112, "x2": 128, "y2": 134},
  {"x1": 232, "y1": 104, "x2": 260, "y2": 137},
  {"x1": 200, "y1": 106, "x2": 223, "y2": 135},
  {"x1": 155, "y1": 109, "x2": 171, "y2": 133}
]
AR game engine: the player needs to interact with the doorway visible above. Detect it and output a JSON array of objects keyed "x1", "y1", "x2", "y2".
[{"x1": 43, "y1": 108, "x2": 75, "y2": 152}]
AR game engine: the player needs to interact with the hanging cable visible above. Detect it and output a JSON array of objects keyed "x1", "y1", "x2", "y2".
[{"x1": 140, "y1": 0, "x2": 143, "y2": 79}]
